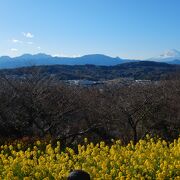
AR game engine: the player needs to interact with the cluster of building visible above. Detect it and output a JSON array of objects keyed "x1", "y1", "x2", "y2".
[{"x1": 63, "y1": 78, "x2": 156, "y2": 87}]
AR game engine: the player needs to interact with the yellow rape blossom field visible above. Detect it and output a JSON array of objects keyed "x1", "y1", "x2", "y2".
[{"x1": 0, "y1": 136, "x2": 179, "y2": 179}]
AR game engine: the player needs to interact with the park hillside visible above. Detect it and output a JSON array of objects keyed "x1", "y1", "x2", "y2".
[{"x1": 0, "y1": 60, "x2": 179, "y2": 179}]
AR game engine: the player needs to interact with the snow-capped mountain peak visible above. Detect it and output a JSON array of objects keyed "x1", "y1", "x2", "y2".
[
  {"x1": 148, "y1": 49, "x2": 180, "y2": 62},
  {"x1": 160, "y1": 49, "x2": 180, "y2": 58}
]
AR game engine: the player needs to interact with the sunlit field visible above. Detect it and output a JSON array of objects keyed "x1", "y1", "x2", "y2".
[{"x1": 0, "y1": 136, "x2": 179, "y2": 179}]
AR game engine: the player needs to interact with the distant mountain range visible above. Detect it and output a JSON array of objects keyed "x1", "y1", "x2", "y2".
[
  {"x1": 0, "y1": 49, "x2": 180, "y2": 69},
  {"x1": 0, "y1": 54, "x2": 132, "y2": 69}
]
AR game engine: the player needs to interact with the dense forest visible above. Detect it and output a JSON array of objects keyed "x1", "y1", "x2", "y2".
[{"x1": 0, "y1": 67, "x2": 179, "y2": 148}]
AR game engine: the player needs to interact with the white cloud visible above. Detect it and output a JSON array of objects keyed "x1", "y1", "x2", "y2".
[
  {"x1": 37, "y1": 46, "x2": 41, "y2": 50},
  {"x1": 52, "y1": 54, "x2": 61, "y2": 57},
  {"x1": 12, "y1": 39, "x2": 22, "y2": 43},
  {"x1": 22, "y1": 32, "x2": 34, "y2": 38},
  {"x1": 52, "y1": 53, "x2": 81, "y2": 57},
  {"x1": 71, "y1": 54, "x2": 81, "y2": 58},
  {"x1": 11, "y1": 48, "x2": 18, "y2": 52}
]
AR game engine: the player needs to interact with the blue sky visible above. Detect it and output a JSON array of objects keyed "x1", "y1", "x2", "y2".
[{"x1": 0, "y1": 0, "x2": 180, "y2": 59}]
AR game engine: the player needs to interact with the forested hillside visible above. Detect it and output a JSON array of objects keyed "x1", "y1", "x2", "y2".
[{"x1": 0, "y1": 61, "x2": 179, "y2": 81}]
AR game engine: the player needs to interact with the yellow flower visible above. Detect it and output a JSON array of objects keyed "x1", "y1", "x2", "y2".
[{"x1": 0, "y1": 136, "x2": 179, "y2": 179}]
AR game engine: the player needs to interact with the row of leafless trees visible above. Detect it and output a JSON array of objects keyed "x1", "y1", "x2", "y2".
[{"x1": 0, "y1": 70, "x2": 179, "y2": 146}]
